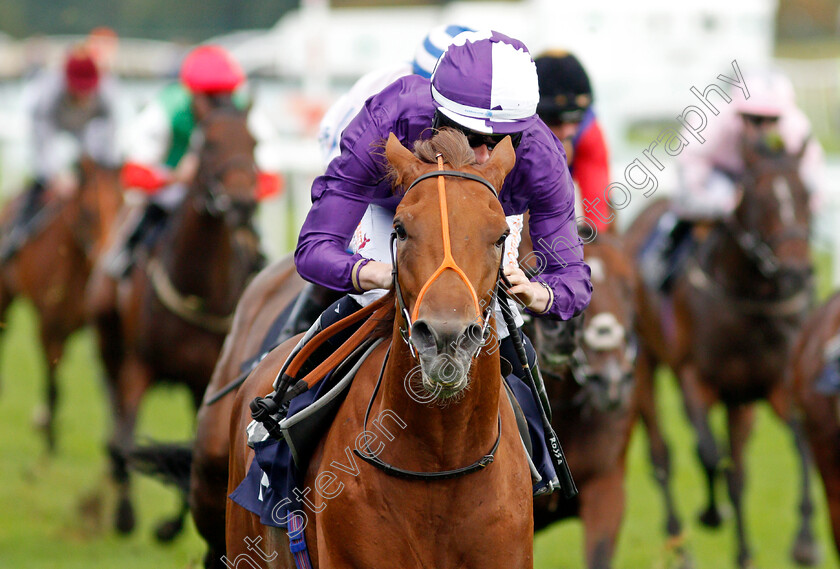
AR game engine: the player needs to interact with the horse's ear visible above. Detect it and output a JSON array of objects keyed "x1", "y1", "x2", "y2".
[
  {"x1": 385, "y1": 132, "x2": 422, "y2": 186},
  {"x1": 476, "y1": 136, "x2": 516, "y2": 189}
]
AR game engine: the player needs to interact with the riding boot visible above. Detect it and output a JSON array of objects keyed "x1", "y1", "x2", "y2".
[
  {"x1": 659, "y1": 219, "x2": 694, "y2": 293},
  {"x1": 106, "y1": 202, "x2": 168, "y2": 278},
  {"x1": 499, "y1": 329, "x2": 562, "y2": 496},
  {"x1": 641, "y1": 212, "x2": 692, "y2": 292},
  {"x1": 0, "y1": 180, "x2": 46, "y2": 262}
]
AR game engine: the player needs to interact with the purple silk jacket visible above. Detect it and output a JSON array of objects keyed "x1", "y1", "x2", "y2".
[{"x1": 295, "y1": 74, "x2": 592, "y2": 320}]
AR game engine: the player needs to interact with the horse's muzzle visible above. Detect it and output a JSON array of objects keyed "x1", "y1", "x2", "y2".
[{"x1": 410, "y1": 318, "x2": 484, "y2": 397}]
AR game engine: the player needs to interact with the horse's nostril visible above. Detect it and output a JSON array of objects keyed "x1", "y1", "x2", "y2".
[
  {"x1": 463, "y1": 323, "x2": 484, "y2": 349},
  {"x1": 410, "y1": 320, "x2": 437, "y2": 354}
]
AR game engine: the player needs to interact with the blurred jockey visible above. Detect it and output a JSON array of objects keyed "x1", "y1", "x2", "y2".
[
  {"x1": 1, "y1": 45, "x2": 119, "y2": 261},
  {"x1": 535, "y1": 51, "x2": 613, "y2": 233},
  {"x1": 642, "y1": 69, "x2": 825, "y2": 291},
  {"x1": 106, "y1": 45, "x2": 278, "y2": 277},
  {"x1": 284, "y1": 30, "x2": 592, "y2": 496}
]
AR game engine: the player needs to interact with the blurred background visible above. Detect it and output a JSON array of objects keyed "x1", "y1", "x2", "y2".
[{"x1": 2, "y1": 0, "x2": 840, "y2": 568}]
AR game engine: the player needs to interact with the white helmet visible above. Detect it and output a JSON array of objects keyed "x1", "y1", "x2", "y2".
[{"x1": 735, "y1": 70, "x2": 795, "y2": 118}]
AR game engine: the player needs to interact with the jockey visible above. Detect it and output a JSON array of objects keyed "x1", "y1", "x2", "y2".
[
  {"x1": 642, "y1": 69, "x2": 825, "y2": 290},
  {"x1": 107, "y1": 44, "x2": 274, "y2": 277},
  {"x1": 274, "y1": 25, "x2": 484, "y2": 337},
  {"x1": 2, "y1": 45, "x2": 119, "y2": 261},
  {"x1": 535, "y1": 51, "x2": 613, "y2": 233},
  {"x1": 292, "y1": 30, "x2": 592, "y2": 495}
]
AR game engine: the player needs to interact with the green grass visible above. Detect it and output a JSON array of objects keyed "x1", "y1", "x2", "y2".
[{"x1": 0, "y1": 293, "x2": 839, "y2": 568}]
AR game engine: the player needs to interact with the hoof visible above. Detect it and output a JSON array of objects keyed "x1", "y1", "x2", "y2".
[
  {"x1": 791, "y1": 536, "x2": 821, "y2": 566},
  {"x1": 698, "y1": 506, "x2": 722, "y2": 528},
  {"x1": 737, "y1": 550, "x2": 754, "y2": 569},
  {"x1": 666, "y1": 516, "x2": 683, "y2": 538},
  {"x1": 154, "y1": 517, "x2": 185, "y2": 543},
  {"x1": 31, "y1": 404, "x2": 50, "y2": 430},
  {"x1": 114, "y1": 499, "x2": 135, "y2": 534}
]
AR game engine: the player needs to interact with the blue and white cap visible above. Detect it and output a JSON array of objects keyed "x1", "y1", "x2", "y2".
[
  {"x1": 431, "y1": 30, "x2": 540, "y2": 135},
  {"x1": 412, "y1": 25, "x2": 474, "y2": 79}
]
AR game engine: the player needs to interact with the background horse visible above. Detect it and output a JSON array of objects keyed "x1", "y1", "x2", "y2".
[
  {"x1": 791, "y1": 291, "x2": 840, "y2": 559},
  {"x1": 529, "y1": 230, "x2": 637, "y2": 569},
  {"x1": 625, "y1": 140, "x2": 817, "y2": 568},
  {"x1": 0, "y1": 157, "x2": 121, "y2": 451},
  {"x1": 227, "y1": 130, "x2": 534, "y2": 568},
  {"x1": 191, "y1": 256, "x2": 304, "y2": 567},
  {"x1": 88, "y1": 105, "x2": 263, "y2": 535}
]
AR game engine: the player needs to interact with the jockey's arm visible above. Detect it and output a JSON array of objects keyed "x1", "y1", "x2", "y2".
[
  {"x1": 515, "y1": 133, "x2": 592, "y2": 320},
  {"x1": 29, "y1": 74, "x2": 64, "y2": 183},
  {"x1": 295, "y1": 81, "x2": 414, "y2": 294}
]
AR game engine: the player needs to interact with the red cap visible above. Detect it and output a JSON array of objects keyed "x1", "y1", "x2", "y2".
[
  {"x1": 65, "y1": 50, "x2": 100, "y2": 94},
  {"x1": 180, "y1": 45, "x2": 245, "y2": 94}
]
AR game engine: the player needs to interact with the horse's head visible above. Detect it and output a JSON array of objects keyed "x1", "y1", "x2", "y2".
[
  {"x1": 730, "y1": 138, "x2": 812, "y2": 293},
  {"x1": 535, "y1": 236, "x2": 636, "y2": 412},
  {"x1": 193, "y1": 106, "x2": 258, "y2": 229},
  {"x1": 75, "y1": 155, "x2": 123, "y2": 260},
  {"x1": 385, "y1": 129, "x2": 515, "y2": 400}
]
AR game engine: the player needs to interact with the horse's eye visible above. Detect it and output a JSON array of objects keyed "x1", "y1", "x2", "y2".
[
  {"x1": 394, "y1": 224, "x2": 407, "y2": 241},
  {"x1": 495, "y1": 231, "x2": 509, "y2": 248}
]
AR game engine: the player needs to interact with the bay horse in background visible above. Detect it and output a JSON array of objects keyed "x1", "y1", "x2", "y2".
[
  {"x1": 528, "y1": 230, "x2": 637, "y2": 569},
  {"x1": 0, "y1": 157, "x2": 121, "y2": 451},
  {"x1": 192, "y1": 256, "x2": 306, "y2": 567},
  {"x1": 87, "y1": 104, "x2": 264, "y2": 535},
  {"x1": 625, "y1": 140, "x2": 818, "y2": 568},
  {"x1": 791, "y1": 291, "x2": 840, "y2": 559},
  {"x1": 227, "y1": 130, "x2": 535, "y2": 567}
]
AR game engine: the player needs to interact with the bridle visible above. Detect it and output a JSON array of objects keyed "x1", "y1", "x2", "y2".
[
  {"x1": 198, "y1": 153, "x2": 258, "y2": 220},
  {"x1": 725, "y1": 164, "x2": 810, "y2": 279},
  {"x1": 358, "y1": 154, "x2": 506, "y2": 481},
  {"x1": 390, "y1": 154, "x2": 504, "y2": 359}
]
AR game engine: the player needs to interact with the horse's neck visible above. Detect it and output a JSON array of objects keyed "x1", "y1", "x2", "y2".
[
  {"x1": 162, "y1": 191, "x2": 237, "y2": 305},
  {"x1": 374, "y1": 329, "x2": 502, "y2": 470}
]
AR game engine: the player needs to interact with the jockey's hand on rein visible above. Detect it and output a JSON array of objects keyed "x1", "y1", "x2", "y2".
[{"x1": 503, "y1": 265, "x2": 550, "y2": 313}]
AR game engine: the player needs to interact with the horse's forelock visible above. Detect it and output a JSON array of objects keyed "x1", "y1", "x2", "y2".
[
  {"x1": 385, "y1": 128, "x2": 476, "y2": 193},
  {"x1": 412, "y1": 128, "x2": 476, "y2": 169}
]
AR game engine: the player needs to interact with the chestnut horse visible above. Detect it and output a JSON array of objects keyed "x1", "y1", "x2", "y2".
[
  {"x1": 791, "y1": 291, "x2": 840, "y2": 559},
  {"x1": 227, "y1": 130, "x2": 534, "y2": 568},
  {"x1": 88, "y1": 105, "x2": 263, "y2": 534},
  {"x1": 0, "y1": 157, "x2": 121, "y2": 451},
  {"x1": 530, "y1": 231, "x2": 637, "y2": 569},
  {"x1": 625, "y1": 141, "x2": 817, "y2": 568}
]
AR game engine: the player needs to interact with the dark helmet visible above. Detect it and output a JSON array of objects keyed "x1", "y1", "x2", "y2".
[{"x1": 535, "y1": 51, "x2": 593, "y2": 124}]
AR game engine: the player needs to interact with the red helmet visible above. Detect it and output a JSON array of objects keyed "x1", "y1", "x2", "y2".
[
  {"x1": 180, "y1": 45, "x2": 245, "y2": 94},
  {"x1": 64, "y1": 48, "x2": 100, "y2": 95}
]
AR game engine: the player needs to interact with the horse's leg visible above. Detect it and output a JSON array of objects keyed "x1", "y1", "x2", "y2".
[
  {"x1": 580, "y1": 470, "x2": 625, "y2": 569},
  {"x1": 725, "y1": 403, "x2": 757, "y2": 569},
  {"x1": 35, "y1": 333, "x2": 64, "y2": 453},
  {"x1": 192, "y1": 396, "x2": 236, "y2": 567},
  {"x1": 768, "y1": 386, "x2": 821, "y2": 566},
  {"x1": 679, "y1": 365, "x2": 723, "y2": 528},
  {"x1": 151, "y1": 385, "x2": 205, "y2": 544},
  {"x1": 107, "y1": 355, "x2": 152, "y2": 534},
  {"x1": 635, "y1": 347, "x2": 684, "y2": 541}
]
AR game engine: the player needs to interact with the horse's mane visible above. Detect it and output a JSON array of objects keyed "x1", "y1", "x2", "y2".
[{"x1": 386, "y1": 128, "x2": 476, "y2": 193}]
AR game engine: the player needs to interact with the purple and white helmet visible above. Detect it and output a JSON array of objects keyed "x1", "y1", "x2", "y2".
[{"x1": 431, "y1": 30, "x2": 540, "y2": 135}]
